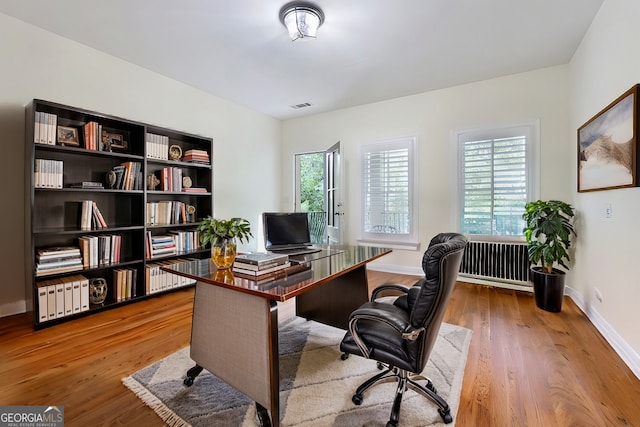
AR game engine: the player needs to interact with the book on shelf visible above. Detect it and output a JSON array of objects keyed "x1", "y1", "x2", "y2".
[
  {"x1": 146, "y1": 133, "x2": 169, "y2": 160},
  {"x1": 34, "y1": 159, "x2": 63, "y2": 189},
  {"x1": 182, "y1": 187, "x2": 207, "y2": 193},
  {"x1": 78, "y1": 234, "x2": 121, "y2": 267},
  {"x1": 36, "y1": 275, "x2": 90, "y2": 322},
  {"x1": 113, "y1": 268, "x2": 137, "y2": 302},
  {"x1": 146, "y1": 233, "x2": 177, "y2": 258},
  {"x1": 79, "y1": 200, "x2": 108, "y2": 230},
  {"x1": 146, "y1": 200, "x2": 191, "y2": 226},
  {"x1": 35, "y1": 263, "x2": 83, "y2": 277},
  {"x1": 37, "y1": 246, "x2": 82, "y2": 260},
  {"x1": 158, "y1": 167, "x2": 184, "y2": 192},
  {"x1": 107, "y1": 162, "x2": 142, "y2": 190},
  {"x1": 34, "y1": 111, "x2": 57, "y2": 145},
  {"x1": 92, "y1": 202, "x2": 108, "y2": 229},
  {"x1": 82, "y1": 121, "x2": 103, "y2": 150},
  {"x1": 145, "y1": 259, "x2": 197, "y2": 294},
  {"x1": 70, "y1": 182, "x2": 104, "y2": 189},
  {"x1": 36, "y1": 257, "x2": 83, "y2": 269},
  {"x1": 234, "y1": 252, "x2": 289, "y2": 267}
]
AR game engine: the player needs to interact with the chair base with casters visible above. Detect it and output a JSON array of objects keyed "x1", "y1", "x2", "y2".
[
  {"x1": 339, "y1": 232, "x2": 467, "y2": 427},
  {"x1": 342, "y1": 356, "x2": 453, "y2": 426}
]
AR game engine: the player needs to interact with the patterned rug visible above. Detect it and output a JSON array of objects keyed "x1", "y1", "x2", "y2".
[{"x1": 122, "y1": 317, "x2": 472, "y2": 426}]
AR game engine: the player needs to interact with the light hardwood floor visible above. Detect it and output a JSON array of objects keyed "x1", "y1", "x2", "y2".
[{"x1": 1, "y1": 271, "x2": 639, "y2": 426}]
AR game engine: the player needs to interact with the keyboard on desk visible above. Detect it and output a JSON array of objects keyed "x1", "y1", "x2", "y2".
[{"x1": 269, "y1": 247, "x2": 323, "y2": 256}]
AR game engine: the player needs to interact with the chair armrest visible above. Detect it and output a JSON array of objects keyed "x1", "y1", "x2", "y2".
[
  {"x1": 371, "y1": 284, "x2": 410, "y2": 301},
  {"x1": 347, "y1": 303, "x2": 410, "y2": 358}
]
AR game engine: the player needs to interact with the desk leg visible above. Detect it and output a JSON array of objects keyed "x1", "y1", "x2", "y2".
[
  {"x1": 189, "y1": 281, "x2": 280, "y2": 426},
  {"x1": 183, "y1": 364, "x2": 203, "y2": 386},
  {"x1": 296, "y1": 264, "x2": 369, "y2": 330}
]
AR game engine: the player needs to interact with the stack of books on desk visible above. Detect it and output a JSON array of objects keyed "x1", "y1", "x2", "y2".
[{"x1": 232, "y1": 253, "x2": 290, "y2": 279}]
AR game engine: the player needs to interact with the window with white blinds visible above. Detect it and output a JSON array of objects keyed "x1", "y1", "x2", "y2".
[
  {"x1": 457, "y1": 124, "x2": 538, "y2": 237},
  {"x1": 360, "y1": 137, "x2": 417, "y2": 247}
]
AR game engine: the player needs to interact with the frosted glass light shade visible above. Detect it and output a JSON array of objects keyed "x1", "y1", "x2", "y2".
[{"x1": 279, "y1": 3, "x2": 325, "y2": 41}]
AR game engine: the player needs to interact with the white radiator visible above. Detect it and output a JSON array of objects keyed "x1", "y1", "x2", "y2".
[{"x1": 460, "y1": 241, "x2": 530, "y2": 285}]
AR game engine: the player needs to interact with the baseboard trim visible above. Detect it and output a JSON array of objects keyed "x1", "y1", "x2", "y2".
[
  {"x1": 565, "y1": 286, "x2": 640, "y2": 380},
  {"x1": 0, "y1": 300, "x2": 27, "y2": 318},
  {"x1": 368, "y1": 264, "x2": 640, "y2": 381}
]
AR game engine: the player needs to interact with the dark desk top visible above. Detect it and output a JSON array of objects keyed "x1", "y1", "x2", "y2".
[{"x1": 161, "y1": 245, "x2": 392, "y2": 302}]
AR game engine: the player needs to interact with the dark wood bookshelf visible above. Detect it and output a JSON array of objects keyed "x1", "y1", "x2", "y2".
[{"x1": 25, "y1": 99, "x2": 213, "y2": 329}]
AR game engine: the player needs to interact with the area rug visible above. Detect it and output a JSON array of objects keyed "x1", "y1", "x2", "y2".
[{"x1": 122, "y1": 317, "x2": 472, "y2": 426}]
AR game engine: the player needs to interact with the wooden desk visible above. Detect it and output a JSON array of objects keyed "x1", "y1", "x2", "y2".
[{"x1": 162, "y1": 245, "x2": 391, "y2": 427}]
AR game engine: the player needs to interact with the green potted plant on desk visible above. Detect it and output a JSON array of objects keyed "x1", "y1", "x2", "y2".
[
  {"x1": 197, "y1": 216, "x2": 252, "y2": 269},
  {"x1": 522, "y1": 200, "x2": 576, "y2": 312}
]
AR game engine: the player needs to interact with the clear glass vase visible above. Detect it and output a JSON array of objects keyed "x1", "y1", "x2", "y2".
[{"x1": 211, "y1": 237, "x2": 237, "y2": 269}]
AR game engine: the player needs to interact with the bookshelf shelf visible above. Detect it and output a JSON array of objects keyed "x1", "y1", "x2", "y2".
[{"x1": 25, "y1": 99, "x2": 213, "y2": 329}]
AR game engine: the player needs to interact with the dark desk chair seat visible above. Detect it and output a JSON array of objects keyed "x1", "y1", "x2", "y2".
[{"x1": 340, "y1": 233, "x2": 467, "y2": 426}]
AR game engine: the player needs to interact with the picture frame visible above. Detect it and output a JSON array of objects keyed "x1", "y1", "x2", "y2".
[
  {"x1": 57, "y1": 125, "x2": 80, "y2": 146},
  {"x1": 578, "y1": 84, "x2": 640, "y2": 192},
  {"x1": 104, "y1": 132, "x2": 129, "y2": 152}
]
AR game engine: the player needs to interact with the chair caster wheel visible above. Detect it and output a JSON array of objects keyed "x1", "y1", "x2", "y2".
[
  {"x1": 352, "y1": 394, "x2": 363, "y2": 405},
  {"x1": 386, "y1": 421, "x2": 397, "y2": 427},
  {"x1": 438, "y1": 409, "x2": 453, "y2": 424},
  {"x1": 341, "y1": 353, "x2": 349, "y2": 360},
  {"x1": 183, "y1": 377, "x2": 194, "y2": 387}
]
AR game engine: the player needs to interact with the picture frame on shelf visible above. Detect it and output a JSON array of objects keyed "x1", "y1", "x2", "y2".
[
  {"x1": 105, "y1": 132, "x2": 129, "y2": 152},
  {"x1": 578, "y1": 84, "x2": 640, "y2": 192},
  {"x1": 57, "y1": 125, "x2": 80, "y2": 146}
]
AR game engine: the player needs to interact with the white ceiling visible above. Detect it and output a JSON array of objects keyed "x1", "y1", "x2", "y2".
[{"x1": 0, "y1": 0, "x2": 603, "y2": 120}]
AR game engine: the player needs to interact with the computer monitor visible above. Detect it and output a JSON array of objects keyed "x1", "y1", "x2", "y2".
[{"x1": 263, "y1": 212, "x2": 312, "y2": 251}]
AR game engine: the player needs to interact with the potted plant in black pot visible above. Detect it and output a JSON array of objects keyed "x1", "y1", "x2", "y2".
[{"x1": 522, "y1": 200, "x2": 576, "y2": 312}]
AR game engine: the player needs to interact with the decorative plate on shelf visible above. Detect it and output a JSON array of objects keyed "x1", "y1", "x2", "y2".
[{"x1": 169, "y1": 144, "x2": 182, "y2": 160}]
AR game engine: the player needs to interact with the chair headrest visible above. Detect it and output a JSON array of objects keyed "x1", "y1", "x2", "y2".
[{"x1": 422, "y1": 233, "x2": 468, "y2": 277}]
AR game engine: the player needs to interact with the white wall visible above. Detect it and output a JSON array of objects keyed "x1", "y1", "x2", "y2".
[
  {"x1": 569, "y1": 0, "x2": 640, "y2": 375},
  {"x1": 0, "y1": 13, "x2": 281, "y2": 317},
  {"x1": 282, "y1": 66, "x2": 572, "y2": 273}
]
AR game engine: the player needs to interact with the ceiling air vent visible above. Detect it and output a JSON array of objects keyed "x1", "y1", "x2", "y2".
[{"x1": 290, "y1": 102, "x2": 313, "y2": 110}]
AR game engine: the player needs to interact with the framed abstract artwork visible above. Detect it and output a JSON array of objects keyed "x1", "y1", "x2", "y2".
[{"x1": 578, "y1": 84, "x2": 640, "y2": 192}]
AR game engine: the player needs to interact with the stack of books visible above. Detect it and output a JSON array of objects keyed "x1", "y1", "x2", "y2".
[
  {"x1": 146, "y1": 233, "x2": 177, "y2": 258},
  {"x1": 36, "y1": 246, "x2": 83, "y2": 277},
  {"x1": 232, "y1": 253, "x2": 290, "y2": 279},
  {"x1": 183, "y1": 149, "x2": 210, "y2": 164}
]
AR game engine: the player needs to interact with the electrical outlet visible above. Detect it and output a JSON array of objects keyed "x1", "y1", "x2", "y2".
[
  {"x1": 595, "y1": 288, "x2": 603, "y2": 303},
  {"x1": 604, "y1": 203, "x2": 612, "y2": 219}
]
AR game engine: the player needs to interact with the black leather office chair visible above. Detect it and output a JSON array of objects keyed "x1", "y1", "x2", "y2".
[{"x1": 340, "y1": 233, "x2": 467, "y2": 426}]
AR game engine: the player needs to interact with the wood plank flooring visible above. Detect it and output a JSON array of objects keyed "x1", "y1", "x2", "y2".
[{"x1": 1, "y1": 271, "x2": 639, "y2": 426}]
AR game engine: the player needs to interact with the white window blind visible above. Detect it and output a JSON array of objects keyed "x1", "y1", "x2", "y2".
[
  {"x1": 360, "y1": 137, "x2": 417, "y2": 247},
  {"x1": 457, "y1": 123, "x2": 538, "y2": 237}
]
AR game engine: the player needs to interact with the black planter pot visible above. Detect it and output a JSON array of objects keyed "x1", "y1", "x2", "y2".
[{"x1": 530, "y1": 267, "x2": 566, "y2": 312}]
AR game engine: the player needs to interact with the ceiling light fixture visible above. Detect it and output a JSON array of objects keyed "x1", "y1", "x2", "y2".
[{"x1": 279, "y1": 2, "x2": 325, "y2": 41}]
